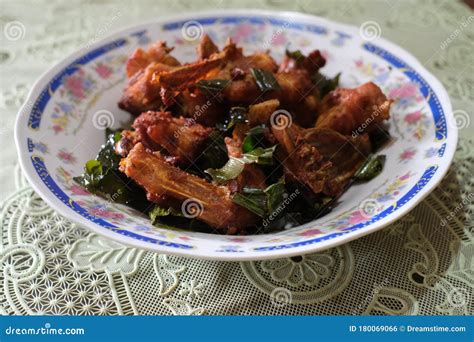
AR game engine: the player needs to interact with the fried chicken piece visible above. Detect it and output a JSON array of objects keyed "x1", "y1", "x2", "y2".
[
  {"x1": 279, "y1": 49, "x2": 326, "y2": 74},
  {"x1": 197, "y1": 34, "x2": 219, "y2": 60},
  {"x1": 247, "y1": 99, "x2": 280, "y2": 125},
  {"x1": 120, "y1": 143, "x2": 259, "y2": 233},
  {"x1": 275, "y1": 71, "x2": 314, "y2": 104},
  {"x1": 316, "y1": 82, "x2": 392, "y2": 135},
  {"x1": 272, "y1": 125, "x2": 371, "y2": 196},
  {"x1": 203, "y1": 38, "x2": 279, "y2": 103},
  {"x1": 288, "y1": 94, "x2": 320, "y2": 127},
  {"x1": 177, "y1": 90, "x2": 225, "y2": 127},
  {"x1": 132, "y1": 111, "x2": 212, "y2": 163},
  {"x1": 126, "y1": 41, "x2": 180, "y2": 78},
  {"x1": 299, "y1": 129, "x2": 372, "y2": 196},
  {"x1": 222, "y1": 74, "x2": 261, "y2": 103},
  {"x1": 118, "y1": 63, "x2": 175, "y2": 116},
  {"x1": 152, "y1": 57, "x2": 224, "y2": 91},
  {"x1": 119, "y1": 41, "x2": 181, "y2": 115}
]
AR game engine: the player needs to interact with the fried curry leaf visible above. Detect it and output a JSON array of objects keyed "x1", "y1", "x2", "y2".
[
  {"x1": 205, "y1": 145, "x2": 276, "y2": 184},
  {"x1": 149, "y1": 205, "x2": 183, "y2": 224},
  {"x1": 232, "y1": 178, "x2": 287, "y2": 218},
  {"x1": 312, "y1": 72, "x2": 341, "y2": 97},
  {"x1": 250, "y1": 68, "x2": 281, "y2": 92},
  {"x1": 285, "y1": 49, "x2": 304, "y2": 60},
  {"x1": 232, "y1": 192, "x2": 267, "y2": 217},
  {"x1": 219, "y1": 106, "x2": 248, "y2": 131},
  {"x1": 241, "y1": 125, "x2": 265, "y2": 153},
  {"x1": 96, "y1": 129, "x2": 122, "y2": 169},
  {"x1": 354, "y1": 154, "x2": 386, "y2": 181},
  {"x1": 74, "y1": 129, "x2": 149, "y2": 211},
  {"x1": 264, "y1": 181, "x2": 286, "y2": 213},
  {"x1": 242, "y1": 146, "x2": 275, "y2": 165},
  {"x1": 196, "y1": 79, "x2": 230, "y2": 98},
  {"x1": 370, "y1": 128, "x2": 391, "y2": 151},
  {"x1": 194, "y1": 131, "x2": 228, "y2": 170}
]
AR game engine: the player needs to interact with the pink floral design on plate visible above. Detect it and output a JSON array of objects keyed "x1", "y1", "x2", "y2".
[
  {"x1": 57, "y1": 148, "x2": 77, "y2": 165},
  {"x1": 399, "y1": 148, "x2": 417, "y2": 162}
]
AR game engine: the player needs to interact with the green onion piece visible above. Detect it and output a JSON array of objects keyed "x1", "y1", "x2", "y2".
[
  {"x1": 205, "y1": 158, "x2": 246, "y2": 184},
  {"x1": 250, "y1": 68, "x2": 281, "y2": 92},
  {"x1": 205, "y1": 145, "x2": 276, "y2": 183}
]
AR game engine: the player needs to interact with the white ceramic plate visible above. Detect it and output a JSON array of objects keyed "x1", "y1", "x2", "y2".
[{"x1": 15, "y1": 10, "x2": 457, "y2": 260}]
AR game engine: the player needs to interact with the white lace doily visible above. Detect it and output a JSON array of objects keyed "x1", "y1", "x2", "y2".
[{"x1": 1, "y1": 0, "x2": 473, "y2": 315}]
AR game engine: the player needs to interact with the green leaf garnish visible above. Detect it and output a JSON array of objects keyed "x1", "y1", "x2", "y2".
[
  {"x1": 149, "y1": 205, "x2": 183, "y2": 225},
  {"x1": 285, "y1": 49, "x2": 304, "y2": 60},
  {"x1": 232, "y1": 178, "x2": 287, "y2": 218},
  {"x1": 74, "y1": 129, "x2": 149, "y2": 211},
  {"x1": 312, "y1": 72, "x2": 341, "y2": 97},
  {"x1": 196, "y1": 79, "x2": 230, "y2": 98},
  {"x1": 354, "y1": 154, "x2": 386, "y2": 181},
  {"x1": 221, "y1": 106, "x2": 248, "y2": 131},
  {"x1": 232, "y1": 192, "x2": 267, "y2": 217},
  {"x1": 264, "y1": 181, "x2": 286, "y2": 214},
  {"x1": 250, "y1": 68, "x2": 281, "y2": 92},
  {"x1": 241, "y1": 126, "x2": 265, "y2": 153}
]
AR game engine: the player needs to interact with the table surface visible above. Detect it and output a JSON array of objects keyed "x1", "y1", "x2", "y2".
[{"x1": 0, "y1": 0, "x2": 473, "y2": 315}]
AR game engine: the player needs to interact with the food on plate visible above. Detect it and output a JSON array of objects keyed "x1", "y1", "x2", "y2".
[{"x1": 75, "y1": 34, "x2": 392, "y2": 235}]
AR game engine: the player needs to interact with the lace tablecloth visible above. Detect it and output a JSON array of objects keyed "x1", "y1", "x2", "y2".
[{"x1": 1, "y1": 0, "x2": 473, "y2": 315}]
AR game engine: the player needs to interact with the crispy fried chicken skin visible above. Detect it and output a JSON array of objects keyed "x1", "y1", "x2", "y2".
[
  {"x1": 118, "y1": 111, "x2": 212, "y2": 164},
  {"x1": 119, "y1": 42, "x2": 181, "y2": 115},
  {"x1": 120, "y1": 143, "x2": 258, "y2": 233},
  {"x1": 272, "y1": 124, "x2": 372, "y2": 196},
  {"x1": 316, "y1": 82, "x2": 392, "y2": 135}
]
